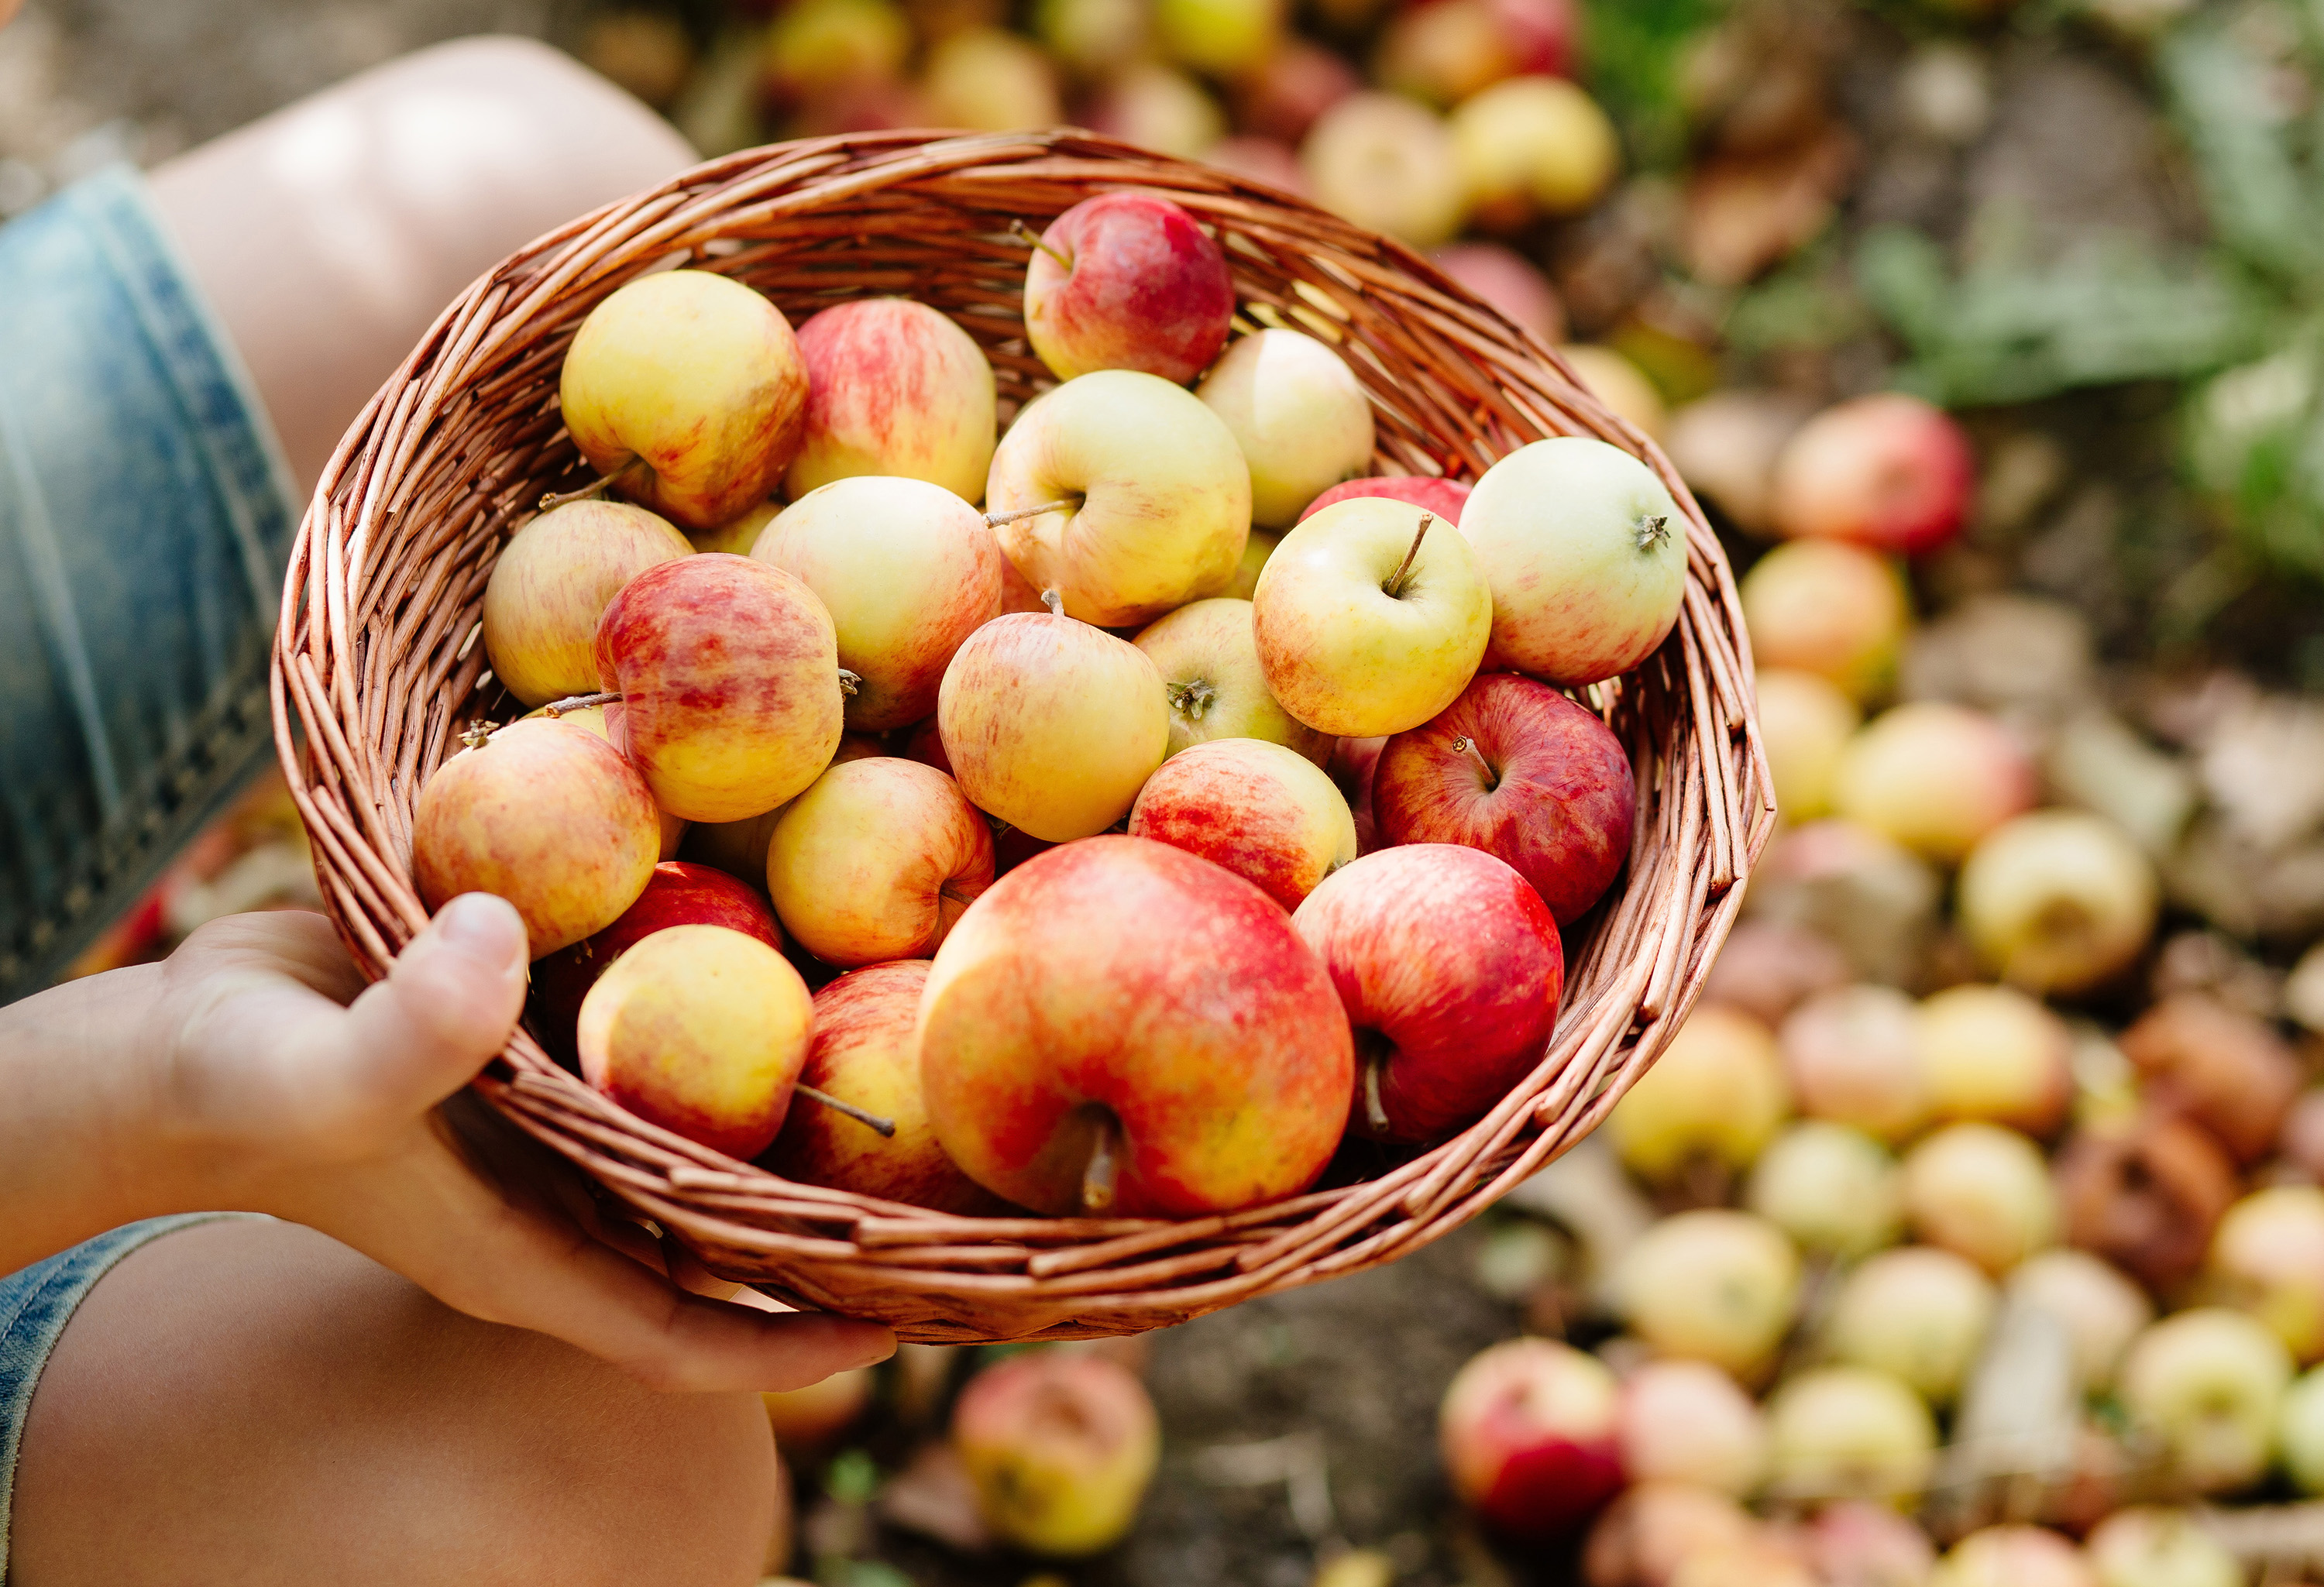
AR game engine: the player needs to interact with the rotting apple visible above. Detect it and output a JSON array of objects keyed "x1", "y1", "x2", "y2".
[
  {"x1": 2118, "y1": 992, "x2": 2304, "y2": 1166},
  {"x1": 2056, "y1": 1113, "x2": 2238, "y2": 1297},
  {"x1": 482, "y1": 501, "x2": 691, "y2": 707},
  {"x1": 1128, "y1": 737, "x2": 1356, "y2": 911}
]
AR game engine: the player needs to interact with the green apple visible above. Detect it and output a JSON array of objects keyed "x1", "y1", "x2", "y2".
[{"x1": 1133, "y1": 596, "x2": 1331, "y2": 763}]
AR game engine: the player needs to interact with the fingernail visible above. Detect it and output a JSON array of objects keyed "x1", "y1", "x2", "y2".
[{"x1": 436, "y1": 891, "x2": 527, "y2": 964}]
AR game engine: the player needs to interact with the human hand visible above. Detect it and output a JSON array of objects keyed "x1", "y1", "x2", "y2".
[{"x1": 15, "y1": 898, "x2": 892, "y2": 1393}]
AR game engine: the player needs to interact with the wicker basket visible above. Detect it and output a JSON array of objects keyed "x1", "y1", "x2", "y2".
[{"x1": 272, "y1": 129, "x2": 1773, "y2": 1344}]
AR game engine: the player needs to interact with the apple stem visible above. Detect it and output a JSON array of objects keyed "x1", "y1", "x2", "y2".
[
  {"x1": 542, "y1": 691, "x2": 622, "y2": 717},
  {"x1": 1363, "y1": 1053, "x2": 1391, "y2": 1138},
  {"x1": 460, "y1": 719, "x2": 497, "y2": 750},
  {"x1": 1450, "y1": 734, "x2": 1496, "y2": 785},
  {"x1": 538, "y1": 455, "x2": 645, "y2": 514},
  {"x1": 1382, "y1": 511, "x2": 1436, "y2": 599},
  {"x1": 1635, "y1": 513, "x2": 1671, "y2": 550},
  {"x1": 1008, "y1": 217, "x2": 1073, "y2": 273},
  {"x1": 985, "y1": 497, "x2": 1081, "y2": 529},
  {"x1": 837, "y1": 668, "x2": 861, "y2": 697},
  {"x1": 1040, "y1": 588, "x2": 1065, "y2": 617},
  {"x1": 796, "y1": 1084, "x2": 896, "y2": 1139},
  {"x1": 1081, "y1": 1113, "x2": 1120, "y2": 1214}
]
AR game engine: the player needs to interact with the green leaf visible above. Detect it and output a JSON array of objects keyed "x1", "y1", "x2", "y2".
[{"x1": 2158, "y1": 21, "x2": 2324, "y2": 285}]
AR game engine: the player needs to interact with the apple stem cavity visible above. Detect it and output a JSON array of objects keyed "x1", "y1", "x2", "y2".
[
  {"x1": 795, "y1": 1084, "x2": 896, "y2": 1139},
  {"x1": 542, "y1": 691, "x2": 623, "y2": 717},
  {"x1": 1382, "y1": 512, "x2": 1436, "y2": 599},
  {"x1": 1081, "y1": 1111, "x2": 1122, "y2": 1214},
  {"x1": 1450, "y1": 734, "x2": 1499, "y2": 788},
  {"x1": 1166, "y1": 679, "x2": 1218, "y2": 721},
  {"x1": 837, "y1": 668, "x2": 862, "y2": 698},
  {"x1": 985, "y1": 497, "x2": 1083, "y2": 529},
  {"x1": 1007, "y1": 217, "x2": 1073, "y2": 273},
  {"x1": 537, "y1": 454, "x2": 645, "y2": 514},
  {"x1": 460, "y1": 719, "x2": 497, "y2": 751},
  {"x1": 1635, "y1": 513, "x2": 1672, "y2": 551}
]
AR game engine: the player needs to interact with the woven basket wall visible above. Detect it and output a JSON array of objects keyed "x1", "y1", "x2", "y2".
[{"x1": 272, "y1": 128, "x2": 1774, "y2": 1344}]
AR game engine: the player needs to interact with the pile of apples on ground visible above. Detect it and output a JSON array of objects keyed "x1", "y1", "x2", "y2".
[
  {"x1": 414, "y1": 189, "x2": 1690, "y2": 1223},
  {"x1": 1408, "y1": 394, "x2": 2324, "y2": 1586}
]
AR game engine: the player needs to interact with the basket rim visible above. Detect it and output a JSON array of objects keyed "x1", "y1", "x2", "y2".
[{"x1": 271, "y1": 127, "x2": 1774, "y2": 1343}]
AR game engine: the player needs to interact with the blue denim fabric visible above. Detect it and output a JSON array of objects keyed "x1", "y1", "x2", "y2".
[
  {"x1": 0, "y1": 1214, "x2": 252, "y2": 1578},
  {"x1": 0, "y1": 165, "x2": 299, "y2": 1001}
]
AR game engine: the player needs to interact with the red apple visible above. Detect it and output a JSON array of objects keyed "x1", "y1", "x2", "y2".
[
  {"x1": 1022, "y1": 192, "x2": 1235, "y2": 385},
  {"x1": 1770, "y1": 393, "x2": 1976, "y2": 558},
  {"x1": 1428, "y1": 242, "x2": 1566, "y2": 345},
  {"x1": 1440, "y1": 1338, "x2": 1623, "y2": 1542},
  {"x1": 786, "y1": 297, "x2": 996, "y2": 503},
  {"x1": 530, "y1": 860, "x2": 785, "y2": 1065},
  {"x1": 918, "y1": 836, "x2": 1353, "y2": 1216},
  {"x1": 1298, "y1": 474, "x2": 1473, "y2": 526},
  {"x1": 1373, "y1": 672, "x2": 1635, "y2": 924},
  {"x1": 1127, "y1": 738, "x2": 1356, "y2": 911},
  {"x1": 1291, "y1": 844, "x2": 1563, "y2": 1143},
  {"x1": 1328, "y1": 734, "x2": 1387, "y2": 856}
]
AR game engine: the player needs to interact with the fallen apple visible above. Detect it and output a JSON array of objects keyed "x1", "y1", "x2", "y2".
[
  {"x1": 1764, "y1": 1365, "x2": 1937, "y2": 1504},
  {"x1": 953, "y1": 1350, "x2": 1160, "y2": 1556},
  {"x1": 1128, "y1": 737, "x2": 1356, "y2": 911},
  {"x1": 2119, "y1": 993, "x2": 2304, "y2": 1166},
  {"x1": 2055, "y1": 1113, "x2": 2239, "y2": 1297},
  {"x1": 1755, "y1": 666, "x2": 1861, "y2": 823},
  {"x1": 2119, "y1": 1307, "x2": 2294, "y2": 1495},
  {"x1": 1450, "y1": 74, "x2": 1621, "y2": 230},
  {"x1": 1913, "y1": 983, "x2": 2075, "y2": 1139},
  {"x1": 1958, "y1": 811, "x2": 2159, "y2": 996},
  {"x1": 1744, "y1": 1119, "x2": 1904, "y2": 1259},
  {"x1": 1615, "y1": 1358, "x2": 1770, "y2": 1497},
  {"x1": 1804, "y1": 1500, "x2": 1937, "y2": 1587},
  {"x1": 2005, "y1": 1249, "x2": 2155, "y2": 1396},
  {"x1": 2282, "y1": 1364, "x2": 2324, "y2": 1494},
  {"x1": 1826, "y1": 1245, "x2": 1997, "y2": 1407},
  {"x1": 1902, "y1": 1122, "x2": 2060, "y2": 1276},
  {"x1": 1300, "y1": 91, "x2": 1466, "y2": 249},
  {"x1": 1614, "y1": 1209, "x2": 1801, "y2": 1376},
  {"x1": 1605, "y1": 1003, "x2": 1789, "y2": 1185},
  {"x1": 1663, "y1": 390, "x2": 1810, "y2": 539},
  {"x1": 1770, "y1": 393, "x2": 1975, "y2": 558},
  {"x1": 1427, "y1": 242, "x2": 1565, "y2": 345},
  {"x1": 1582, "y1": 1481, "x2": 1758, "y2": 1587},
  {"x1": 2083, "y1": 1507, "x2": 2241, "y2": 1587},
  {"x1": 1833, "y1": 702, "x2": 2038, "y2": 865},
  {"x1": 1776, "y1": 982, "x2": 1929, "y2": 1145},
  {"x1": 1738, "y1": 539, "x2": 1912, "y2": 703},
  {"x1": 2206, "y1": 1186, "x2": 2324, "y2": 1365},
  {"x1": 1440, "y1": 1338, "x2": 1624, "y2": 1541},
  {"x1": 1929, "y1": 1527, "x2": 2094, "y2": 1587}
]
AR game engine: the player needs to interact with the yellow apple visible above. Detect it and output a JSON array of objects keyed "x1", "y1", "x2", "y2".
[
  {"x1": 687, "y1": 497, "x2": 778, "y2": 555},
  {"x1": 920, "y1": 26, "x2": 1062, "y2": 130},
  {"x1": 483, "y1": 500, "x2": 690, "y2": 707},
  {"x1": 1450, "y1": 75, "x2": 1620, "y2": 230},
  {"x1": 1300, "y1": 91, "x2": 1466, "y2": 249},
  {"x1": 1132, "y1": 596, "x2": 1331, "y2": 763},
  {"x1": 766, "y1": 757, "x2": 994, "y2": 967},
  {"x1": 1197, "y1": 328, "x2": 1376, "y2": 528}
]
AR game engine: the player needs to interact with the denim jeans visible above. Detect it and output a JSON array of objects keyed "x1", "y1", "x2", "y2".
[{"x1": 0, "y1": 165, "x2": 298, "y2": 1002}]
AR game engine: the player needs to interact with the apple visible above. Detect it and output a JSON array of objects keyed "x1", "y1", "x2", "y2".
[
  {"x1": 1738, "y1": 540, "x2": 1912, "y2": 703},
  {"x1": 1450, "y1": 76, "x2": 1621, "y2": 230},
  {"x1": 1198, "y1": 329, "x2": 1375, "y2": 530},
  {"x1": 1930, "y1": 1527, "x2": 2095, "y2": 1587},
  {"x1": 1023, "y1": 193, "x2": 1235, "y2": 386},
  {"x1": 1203, "y1": 136, "x2": 1311, "y2": 197},
  {"x1": 1300, "y1": 474, "x2": 1473, "y2": 527},
  {"x1": 935, "y1": 608, "x2": 1169, "y2": 842},
  {"x1": 1615, "y1": 1359, "x2": 1770, "y2": 1496},
  {"x1": 1458, "y1": 436, "x2": 1688, "y2": 685},
  {"x1": 953, "y1": 1351, "x2": 1160, "y2": 1557},
  {"x1": 412, "y1": 717, "x2": 660, "y2": 957},
  {"x1": 1958, "y1": 812, "x2": 2159, "y2": 995},
  {"x1": 1749, "y1": 819, "x2": 1943, "y2": 988},
  {"x1": 2006, "y1": 1250, "x2": 2156, "y2": 1396},
  {"x1": 1082, "y1": 63, "x2": 1226, "y2": 159},
  {"x1": 785, "y1": 299, "x2": 997, "y2": 504},
  {"x1": 1914, "y1": 984, "x2": 2074, "y2": 1138},
  {"x1": 2282, "y1": 1088, "x2": 2324, "y2": 1181},
  {"x1": 1833, "y1": 702, "x2": 2037, "y2": 866},
  {"x1": 1428, "y1": 242, "x2": 1566, "y2": 345},
  {"x1": 919, "y1": 836, "x2": 1352, "y2": 1215},
  {"x1": 2207, "y1": 1187, "x2": 2324, "y2": 1365},
  {"x1": 1805, "y1": 1502, "x2": 1937, "y2": 1587},
  {"x1": 1770, "y1": 393, "x2": 1976, "y2": 558},
  {"x1": 2119, "y1": 1307, "x2": 2295, "y2": 1494},
  {"x1": 1744, "y1": 1120, "x2": 1904, "y2": 1259},
  {"x1": 1129, "y1": 738, "x2": 1356, "y2": 911},
  {"x1": 1560, "y1": 345, "x2": 1669, "y2": 442},
  {"x1": 1291, "y1": 844, "x2": 1560, "y2": 1143},
  {"x1": 1902, "y1": 1122, "x2": 2059, "y2": 1276},
  {"x1": 482, "y1": 501, "x2": 691, "y2": 707},
  {"x1": 2083, "y1": 1508, "x2": 2241, "y2": 1587},
  {"x1": 595, "y1": 554, "x2": 844, "y2": 823},
  {"x1": 1668, "y1": 1539, "x2": 1818, "y2": 1587},
  {"x1": 751, "y1": 475, "x2": 1004, "y2": 731},
  {"x1": 1439, "y1": 1338, "x2": 1624, "y2": 1541},
  {"x1": 679, "y1": 733, "x2": 879, "y2": 883},
  {"x1": 1153, "y1": 0, "x2": 1280, "y2": 74},
  {"x1": 761, "y1": 0, "x2": 909, "y2": 100},
  {"x1": 1132, "y1": 596, "x2": 1332, "y2": 764},
  {"x1": 530, "y1": 860, "x2": 785, "y2": 1064},
  {"x1": 920, "y1": 26, "x2": 1064, "y2": 130},
  {"x1": 577, "y1": 923, "x2": 814, "y2": 1159},
  {"x1": 527, "y1": 702, "x2": 686, "y2": 860},
  {"x1": 1373, "y1": 670, "x2": 1636, "y2": 923},
  {"x1": 1300, "y1": 92, "x2": 1467, "y2": 250},
  {"x1": 1827, "y1": 1245, "x2": 1997, "y2": 1407},
  {"x1": 1776, "y1": 983, "x2": 1929, "y2": 1144},
  {"x1": 1605, "y1": 1003, "x2": 1789, "y2": 1184},
  {"x1": 1764, "y1": 1366, "x2": 1937, "y2": 1504},
  {"x1": 559, "y1": 270, "x2": 808, "y2": 531},
  {"x1": 2119, "y1": 993, "x2": 2304, "y2": 1166},
  {"x1": 1664, "y1": 390, "x2": 1810, "y2": 538},
  {"x1": 687, "y1": 497, "x2": 778, "y2": 556},
  {"x1": 985, "y1": 369, "x2": 1250, "y2": 625},
  {"x1": 766, "y1": 757, "x2": 993, "y2": 967},
  {"x1": 1373, "y1": 0, "x2": 1515, "y2": 107},
  {"x1": 1329, "y1": 734, "x2": 1387, "y2": 856},
  {"x1": 1253, "y1": 496, "x2": 1491, "y2": 737},
  {"x1": 761, "y1": 1365, "x2": 875, "y2": 1455},
  {"x1": 2056, "y1": 1114, "x2": 2239, "y2": 1297},
  {"x1": 762, "y1": 960, "x2": 996, "y2": 1214},
  {"x1": 1582, "y1": 1482, "x2": 1758, "y2": 1587},
  {"x1": 2283, "y1": 1364, "x2": 2324, "y2": 1493},
  {"x1": 1232, "y1": 38, "x2": 1358, "y2": 143},
  {"x1": 1031, "y1": 0, "x2": 1146, "y2": 75},
  {"x1": 1614, "y1": 1210, "x2": 1801, "y2": 1375},
  {"x1": 1697, "y1": 919, "x2": 1851, "y2": 1029},
  {"x1": 1755, "y1": 667, "x2": 1861, "y2": 823}
]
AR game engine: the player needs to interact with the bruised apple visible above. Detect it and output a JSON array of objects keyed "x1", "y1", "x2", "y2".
[
  {"x1": 918, "y1": 836, "x2": 1353, "y2": 1216},
  {"x1": 786, "y1": 298, "x2": 998, "y2": 503},
  {"x1": 412, "y1": 717, "x2": 659, "y2": 957},
  {"x1": 1292, "y1": 844, "x2": 1561, "y2": 1143},
  {"x1": 763, "y1": 960, "x2": 996, "y2": 1214},
  {"x1": 1373, "y1": 671, "x2": 1635, "y2": 922},
  {"x1": 577, "y1": 924, "x2": 814, "y2": 1159},
  {"x1": 1129, "y1": 738, "x2": 1356, "y2": 910},
  {"x1": 766, "y1": 757, "x2": 993, "y2": 967},
  {"x1": 595, "y1": 555, "x2": 844, "y2": 823},
  {"x1": 482, "y1": 501, "x2": 690, "y2": 707}
]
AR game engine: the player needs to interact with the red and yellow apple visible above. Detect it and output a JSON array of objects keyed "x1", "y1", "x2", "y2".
[
  {"x1": 1291, "y1": 843, "x2": 1561, "y2": 1143},
  {"x1": 1914, "y1": 982, "x2": 2074, "y2": 1137},
  {"x1": 412, "y1": 716, "x2": 660, "y2": 957},
  {"x1": 1023, "y1": 192, "x2": 1236, "y2": 386},
  {"x1": 1197, "y1": 328, "x2": 1376, "y2": 528},
  {"x1": 1833, "y1": 702, "x2": 2038, "y2": 864},
  {"x1": 1739, "y1": 540, "x2": 1911, "y2": 702},
  {"x1": 1582, "y1": 1482, "x2": 1758, "y2": 1587},
  {"x1": 766, "y1": 757, "x2": 993, "y2": 967},
  {"x1": 1754, "y1": 667, "x2": 1860, "y2": 823},
  {"x1": 1439, "y1": 1338, "x2": 1624, "y2": 1541},
  {"x1": 529, "y1": 702, "x2": 686, "y2": 859},
  {"x1": 679, "y1": 733, "x2": 879, "y2": 882},
  {"x1": 1605, "y1": 1003, "x2": 1789, "y2": 1184},
  {"x1": 559, "y1": 270, "x2": 808, "y2": 531},
  {"x1": 918, "y1": 836, "x2": 1353, "y2": 1216},
  {"x1": 1132, "y1": 596, "x2": 1332, "y2": 764},
  {"x1": 751, "y1": 475, "x2": 1004, "y2": 731},
  {"x1": 2207, "y1": 1187, "x2": 2324, "y2": 1365},
  {"x1": 482, "y1": 501, "x2": 690, "y2": 706},
  {"x1": 1329, "y1": 733, "x2": 1386, "y2": 855},
  {"x1": 1231, "y1": 37, "x2": 1358, "y2": 143},
  {"x1": 1373, "y1": 671, "x2": 1636, "y2": 922},
  {"x1": 786, "y1": 297, "x2": 998, "y2": 503},
  {"x1": 1128, "y1": 738, "x2": 1356, "y2": 911},
  {"x1": 1776, "y1": 982, "x2": 1929, "y2": 1144},
  {"x1": 1615, "y1": 1359, "x2": 1770, "y2": 1497},
  {"x1": 576, "y1": 922, "x2": 814, "y2": 1159},
  {"x1": 1771, "y1": 393, "x2": 1975, "y2": 558},
  {"x1": 953, "y1": 1351, "x2": 1160, "y2": 1557},
  {"x1": 594, "y1": 554, "x2": 845, "y2": 823}
]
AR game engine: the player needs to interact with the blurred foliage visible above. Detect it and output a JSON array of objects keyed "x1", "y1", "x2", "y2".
[{"x1": 1578, "y1": 0, "x2": 1725, "y2": 170}]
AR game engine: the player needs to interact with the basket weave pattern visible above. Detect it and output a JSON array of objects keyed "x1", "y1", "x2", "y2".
[{"x1": 273, "y1": 129, "x2": 1773, "y2": 1343}]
